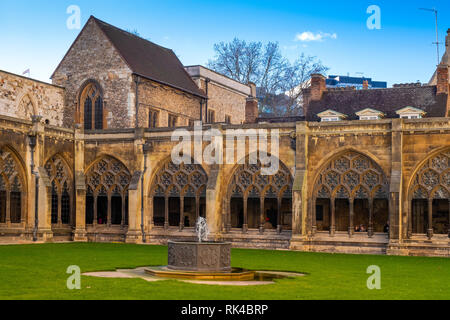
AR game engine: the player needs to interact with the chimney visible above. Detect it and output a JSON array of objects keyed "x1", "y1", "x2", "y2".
[
  {"x1": 245, "y1": 97, "x2": 258, "y2": 124},
  {"x1": 436, "y1": 63, "x2": 449, "y2": 95},
  {"x1": 310, "y1": 74, "x2": 327, "y2": 101},
  {"x1": 363, "y1": 80, "x2": 369, "y2": 90},
  {"x1": 244, "y1": 82, "x2": 259, "y2": 124}
]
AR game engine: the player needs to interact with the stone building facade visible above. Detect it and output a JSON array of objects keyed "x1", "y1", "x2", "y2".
[{"x1": 0, "y1": 16, "x2": 448, "y2": 257}]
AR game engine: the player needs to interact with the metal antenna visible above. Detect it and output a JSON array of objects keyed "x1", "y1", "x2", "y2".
[{"x1": 420, "y1": 8, "x2": 441, "y2": 65}]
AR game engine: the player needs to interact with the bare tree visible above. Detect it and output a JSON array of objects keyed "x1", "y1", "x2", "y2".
[{"x1": 208, "y1": 39, "x2": 328, "y2": 116}]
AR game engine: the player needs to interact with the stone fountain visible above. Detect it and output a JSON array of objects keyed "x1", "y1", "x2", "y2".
[{"x1": 168, "y1": 217, "x2": 231, "y2": 272}]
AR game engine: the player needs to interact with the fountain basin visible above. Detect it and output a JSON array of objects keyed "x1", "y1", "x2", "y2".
[{"x1": 167, "y1": 241, "x2": 232, "y2": 273}]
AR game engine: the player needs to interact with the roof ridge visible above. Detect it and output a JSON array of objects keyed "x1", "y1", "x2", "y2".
[{"x1": 91, "y1": 16, "x2": 172, "y2": 52}]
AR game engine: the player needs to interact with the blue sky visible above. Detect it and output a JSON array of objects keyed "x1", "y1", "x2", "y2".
[{"x1": 0, "y1": 0, "x2": 449, "y2": 86}]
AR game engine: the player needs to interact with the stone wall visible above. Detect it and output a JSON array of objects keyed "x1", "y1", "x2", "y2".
[
  {"x1": 0, "y1": 71, "x2": 65, "y2": 127},
  {"x1": 51, "y1": 18, "x2": 133, "y2": 129},
  {"x1": 196, "y1": 79, "x2": 247, "y2": 124},
  {"x1": 0, "y1": 114, "x2": 449, "y2": 256},
  {"x1": 136, "y1": 78, "x2": 202, "y2": 128}
]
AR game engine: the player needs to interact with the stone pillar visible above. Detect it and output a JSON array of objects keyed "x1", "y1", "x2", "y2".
[
  {"x1": 349, "y1": 198, "x2": 354, "y2": 237},
  {"x1": 368, "y1": 198, "x2": 374, "y2": 238},
  {"x1": 164, "y1": 196, "x2": 169, "y2": 230},
  {"x1": 243, "y1": 197, "x2": 248, "y2": 234},
  {"x1": 125, "y1": 171, "x2": 142, "y2": 243},
  {"x1": 427, "y1": 198, "x2": 433, "y2": 240},
  {"x1": 37, "y1": 167, "x2": 53, "y2": 242},
  {"x1": 312, "y1": 197, "x2": 317, "y2": 235},
  {"x1": 205, "y1": 163, "x2": 222, "y2": 240},
  {"x1": 259, "y1": 197, "x2": 265, "y2": 234},
  {"x1": 330, "y1": 198, "x2": 336, "y2": 237},
  {"x1": 73, "y1": 126, "x2": 87, "y2": 242},
  {"x1": 448, "y1": 199, "x2": 450, "y2": 238},
  {"x1": 179, "y1": 196, "x2": 184, "y2": 231},
  {"x1": 390, "y1": 119, "x2": 403, "y2": 241},
  {"x1": 277, "y1": 197, "x2": 282, "y2": 234}
]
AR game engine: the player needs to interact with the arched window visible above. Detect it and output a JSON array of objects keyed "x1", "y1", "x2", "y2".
[
  {"x1": 45, "y1": 155, "x2": 73, "y2": 227},
  {"x1": 0, "y1": 148, "x2": 25, "y2": 225},
  {"x1": 313, "y1": 152, "x2": 389, "y2": 237},
  {"x1": 150, "y1": 161, "x2": 208, "y2": 229},
  {"x1": 226, "y1": 159, "x2": 293, "y2": 234},
  {"x1": 85, "y1": 157, "x2": 131, "y2": 227},
  {"x1": 80, "y1": 82, "x2": 104, "y2": 130},
  {"x1": 409, "y1": 149, "x2": 450, "y2": 239}
]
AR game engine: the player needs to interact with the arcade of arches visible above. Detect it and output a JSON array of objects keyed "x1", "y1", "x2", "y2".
[
  {"x1": 0, "y1": 117, "x2": 449, "y2": 257},
  {"x1": 0, "y1": 147, "x2": 25, "y2": 225},
  {"x1": 150, "y1": 161, "x2": 208, "y2": 229},
  {"x1": 313, "y1": 152, "x2": 390, "y2": 237},
  {"x1": 226, "y1": 161, "x2": 293, "y2": 233},
  {"x1": 409, "y1": 149, "x2": 450, "y2": 239}
]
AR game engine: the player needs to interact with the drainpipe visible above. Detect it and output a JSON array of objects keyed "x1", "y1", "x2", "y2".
[
  {"x1": 134, "y1": 75, "x2": 140, "y2": 129},
  {"x1": 28, "y1": 122, "x2": 39, "y2": 242},
  {"x1": 141, "y1": 142, "x2": 151, "y2": 243}
]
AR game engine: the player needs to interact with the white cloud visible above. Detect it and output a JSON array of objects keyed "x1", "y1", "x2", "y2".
[{"x1": 295, "y1": 31, "x2": 337, "y2": 42}]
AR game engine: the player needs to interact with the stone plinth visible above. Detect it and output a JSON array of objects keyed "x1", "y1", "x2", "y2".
[{"x1": 168, "y1": 241, "x2": 232, "y2": 273}]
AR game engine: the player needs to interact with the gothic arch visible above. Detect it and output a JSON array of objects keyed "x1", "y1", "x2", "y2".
[
  {"x1": 0, "y1": 146, "x2": 27, "y2": 225},
  {"x1": 149, "y1": 158, "x2": 208, "y2": 229},
  {"x1": 85, "y1": 156, "x2": 131, "y2": 227},
  {"x1": 78, "y1": 79, "x2": 105, "y2": 130},
  {"x1": 44, "y1": 154, "x2": 73, "y2": 226},
  {"x1": 408, "y1": 148, "x2": 450, "y2": 238},
  {"x1": 225, "y1": 154, "x2": 293, "y2": 233},
  {"x1": 16, "y1": 92, "x2": 38, "y2": 120},
  {"x1": 312, "y1": 150, "x2": 389, "y2": 236}
]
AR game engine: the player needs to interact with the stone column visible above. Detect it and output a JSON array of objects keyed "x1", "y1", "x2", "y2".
[
  {"x1": 107, "y1": 195, "x2": 112, "y2": 227},
  {"x1": 368, "y1": 198, "x2": 374, "y2": 238},
  {"x1": 277, "y1": 197, "x2": 282, "y2": 234},
  {"x1": 407, "y1": 199, "x2": 413, "y2": 238},
  {"x1": 389, "y1": 119, "x2": 403, "y2": 241},
  {"x1": 73, "y1": 126, "x2": 87, "y2": 242},
  {"x1": 448, "y1": 199, "x2": 450, "y2": 238},
  {"x1": 125, "y1": 171, "x2": 142, "y2": 243},
  {"x1": 243, "y1": 197, "x2": 248, "y2": 233},
  {"x1": 349, "y1": 198, "x2": 354, "y2": 237},
  {"x1": 259, "y1": 197, "x2": 265, "y2": 234},
  {"x1": 312, "y1": 197, "x2": 317, "y2": 235},
  {"x1": 427, "y1": 198, "x2": 433, "y2": 240},
  {"x1": 179, "y1": 196, "x2": 184, "y2": 231},
  {"x1": 37, "y1": 167, "x2": 53, "y2": 242},
  {"x1": 330, "y1": 198, "x2": 336, "y2": 237},
  {"x1": 164, "y1": 196, "x2": 169, "y2": 230}
]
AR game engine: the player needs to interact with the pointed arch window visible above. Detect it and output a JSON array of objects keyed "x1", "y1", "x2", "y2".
[{"x1": 80, "y1": 82, "x2": 104, "y2": 130}]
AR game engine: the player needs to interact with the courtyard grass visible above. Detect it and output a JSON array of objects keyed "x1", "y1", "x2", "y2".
[{"x1": 0, "y1": 243, "x2": 448, "y2": 300}]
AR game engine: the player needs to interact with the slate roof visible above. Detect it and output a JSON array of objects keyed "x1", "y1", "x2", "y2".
[
  {"x1": 53, "y1": 16, "x2": 206, "y2": 98},
  {"x1": 306, "y1": 85, "x2": 448, "y2": 121}
]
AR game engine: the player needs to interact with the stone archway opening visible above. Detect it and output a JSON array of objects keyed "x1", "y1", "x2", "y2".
[
  {"x1": 226, "y1": 159, "x2": 293, "y2": 234},
  {"x1": 150, "y1": 161, "x2": 208, "y2": 231},
  {"x1": 409, "y1": 150, "x2": 450, "y2": 239},
  {"x1": 313, "y1": 151, "x2": 389, "y2": 238}
]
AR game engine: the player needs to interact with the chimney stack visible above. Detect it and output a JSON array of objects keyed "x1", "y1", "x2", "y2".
[
  {"x1": 363, "y1": 80, "x2": 369, "y2": 90},
  {"x1": 310, "y1": 74, "x2": 327, "y2": 101},
  {"x1": 436, "y1": 63, "x2": 449, "y2": 95},
  {"x1": 245, "y1": 82, "x2": 258, "y2": 123}
]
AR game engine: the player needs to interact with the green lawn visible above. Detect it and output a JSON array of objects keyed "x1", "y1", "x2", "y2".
[{"x1": 0, "y1": 243, "x2": 448, "y2": 300}]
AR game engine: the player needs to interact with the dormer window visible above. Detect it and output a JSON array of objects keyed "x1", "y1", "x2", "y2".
[
  {"x1": 356, "y1": 108, "x2": 385, "y2": 120},
  {"x1": 396, "y1": 106, "x2": 426, "y2": 119},
  {"x1": 317, "y1": 109, "x2": 347, "y2": 122}
]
